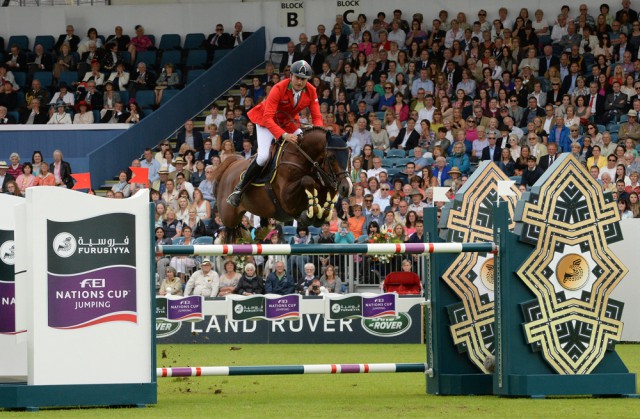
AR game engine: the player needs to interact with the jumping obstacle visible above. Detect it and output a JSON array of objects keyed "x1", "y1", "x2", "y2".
[
  {"x1": 156, "y1": 242, "x2": 496, "y2": 256},
  {"x1": 159, "y1": 363, "x2": 428, "y2": 377}
]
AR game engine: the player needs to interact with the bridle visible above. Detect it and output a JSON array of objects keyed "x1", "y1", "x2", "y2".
[
  {"x1": 274, "y1": 110, "x2": 350, "y2": 190},
  {"x1": 283, "y1": 131, "x2": 350, "y2": 191}
]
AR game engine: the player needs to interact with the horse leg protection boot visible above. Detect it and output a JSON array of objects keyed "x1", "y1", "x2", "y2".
[{"x1": 226, "y1": 160, "x2": 262, "y2": 207}]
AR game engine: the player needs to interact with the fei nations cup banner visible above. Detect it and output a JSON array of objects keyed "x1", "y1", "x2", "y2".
[
  {"x1": 47, "y1": 214, "x2": 137, "y2": 329},
  {"x1": 18, "y1": 188, "x2": 152, "y2": 386},
  {"x1": 0, "y1": 229, "x2": 16, "y2": 333}
]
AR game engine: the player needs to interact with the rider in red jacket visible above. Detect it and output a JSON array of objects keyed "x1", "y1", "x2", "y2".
[{"x1": 226, "y1": 60, "x2": 324, "y2": 207}]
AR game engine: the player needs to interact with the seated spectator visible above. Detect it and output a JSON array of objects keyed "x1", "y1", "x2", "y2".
[
  {"x1": 107, "y1": 62, "x2": 130, "y2": 91},
  {"x1": 4, "y1": 44, "x2": 27, "y2": 74},
  {"x1": 0, "y1": 65, "x2": 20, "y2": 91},
  {"x1": 52, "y1": 43, "x2": 76, "y2": 81},
  {"x1": 127, "y1": 25, "x2": 154, "y2": 65},
  {"x1": 234, "y1": 263, "x2": 264, "y2": 295},
  {"x1": 125, "y1": 100, "x2": 143, "y2": 124},
  {"x1": 169, "y1": 225, "x2": 196, "y2": 280},
  {"x1": 320, "y1": 264, "x2": 343, "y2": 294},
  {"x1": 265, "y1": 260, "x2": 296, "y2": 295},
  {"x1": 0, "y1": 106, "x2": 14, "y2": 124},
  {"x1": 155, "y1": 63, "x2": 180, "y2": 106},
  {"x1": 20, "y1": 98, "x2": 47, "y2": 124},
  {"x1": 183, "y1": 206, "x2": 207, "y2": 237},
  {"x1": 218, "y1": 259, "x2": 242, "y2": 297},
  {"x1": 49, "y1": 82, "x2": 75, "y2": 113},
  {"x1": 231, "y1": 21, "x2": 252, "y2": 47},
  {"x1": 204, "y1": 23, "x2": 232, "y2": 52},
  {"x1": 432, "y1": 156, "x2": 451, "y2": 186},
  {"x1": 101, "y1": 81, "x2": 121, "y2": 117},
  {"x1": 522, "y1": 156, "x2": 544, "y2": 187},
  {"x1": 47, "y1": 101, "x2": 72, "y2": 124},
  {"x1": 77, "y1": 27, "x2": 103, "y2": 54},
  {"x1": 34, "y1": 161, "x2": 54, "y2": 186},
  {"x1": 101, "y1": 101, "x2": 127, "y2": 123},
  {"x1": 0, "y1": 81, "x2": 18, "y2": 112},
  {"x1": 111, "y1": 171, "x2": 131, "y2": 197},
  {"x1": 184, "y1": 258, "x2": 220, "y2": 297},
  {"x1": 128, "y1": 62, "x2": 155, "y2": 97},
  {"x1": 24, "y1": 79, "x2": 50, "y2": 112},
  {"x1": 158, "y1": 266, "x2": 183, "y2": 296},
  {"x1": 54, "y1": 25, "x2": 80, "y2": 52},
  {"x1": 73, "y1": 101, "x2": 94, "y2": 124},
  {"x1": 81, "y1": 61, "x2": 105, "y2": 88},
  {"x1": 334, "y1": 220, "x2": 356, "y2": 244},
  {"x1": 298, "y1": 262, "x2": 318, "y2": 294},
  {"x1": 105, "y1": 26, "x2": 131, "y2": 52},
  {"x1": 27, "y1": 44, "x2": 53, "y2": 79}
]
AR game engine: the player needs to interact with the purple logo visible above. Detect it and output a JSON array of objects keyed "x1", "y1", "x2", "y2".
[
  {"x1": 0, "y1": 281, "x2": 15, "y2": 333},
  {"x1": 362, "y1": 294, "x2": 397, "y2": 318},
  {"x1": 48, "y1": 266, "x2": 137, "y2": 329},
  {"x1": 266, "y1": 295, "x2": 300, "y2": 320},
  {"x1": 167, "y1": 296, "x2": 203, "y2": 322}
]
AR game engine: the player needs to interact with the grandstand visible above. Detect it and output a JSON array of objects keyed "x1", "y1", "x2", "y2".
[{"x1": 2, "y1": 0, "x2": 640, "y2": 297}]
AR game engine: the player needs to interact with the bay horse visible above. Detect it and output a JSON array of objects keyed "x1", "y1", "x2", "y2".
[{"x1": 213, "y1": 127, "x2": 352, "y2": 234}]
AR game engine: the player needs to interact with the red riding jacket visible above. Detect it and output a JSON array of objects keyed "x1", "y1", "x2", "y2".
[{"x1": 247, "y1": 78, "x2": 323, "y2": 140}]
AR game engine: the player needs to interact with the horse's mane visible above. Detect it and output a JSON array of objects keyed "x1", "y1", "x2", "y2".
[
  {"x1": 212, "y1": 155, "x2": 243, "y2": 184},
  {"x1": 302, "y1": 126, "x2": 328, "y2": 136}
]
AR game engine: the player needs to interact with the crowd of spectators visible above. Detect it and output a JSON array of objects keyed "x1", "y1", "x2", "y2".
[
  {"x1": 5, "y1": 4, "x2": 640, "y2": 297},
  {"x1": 0, "y1": 21, "x2": 251, "y2": 124}
]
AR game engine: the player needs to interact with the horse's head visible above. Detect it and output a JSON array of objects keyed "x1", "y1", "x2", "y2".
[{"x1": 300, "y1": 128, "x2": 352, "y2": 198}]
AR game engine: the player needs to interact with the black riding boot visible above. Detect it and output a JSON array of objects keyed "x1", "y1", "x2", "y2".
[{"x1": 226, "y1": 160, "x2": 263, "y2": 207}]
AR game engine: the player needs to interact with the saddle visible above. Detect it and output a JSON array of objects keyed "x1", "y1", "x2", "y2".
[{"x1": 250, "y1": 140, "x2": 285, "y2": 186}]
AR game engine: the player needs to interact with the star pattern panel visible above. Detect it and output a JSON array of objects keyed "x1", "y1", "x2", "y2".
[
  {"x1": 439, "y1": 162, "x2": 520, "y2": 372},
  {"x1": 514, "y1": 154, "x2": 627, "y2": 374}
]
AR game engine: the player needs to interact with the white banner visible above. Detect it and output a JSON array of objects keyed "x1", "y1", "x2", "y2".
[
  {"x1": 336, "y1": 0, "x2": 360, "y2": 25},
  {"x1": 280, "y1": 0, "x2": 304, "y2": 28}
]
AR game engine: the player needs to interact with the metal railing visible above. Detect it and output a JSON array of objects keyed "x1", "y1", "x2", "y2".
[{"x1": 160, "y1": 252, "x2": 427, "y2": 295}]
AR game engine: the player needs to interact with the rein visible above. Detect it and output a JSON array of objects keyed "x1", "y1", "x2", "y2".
[{"x1": 273, "y1": 110, "x2": 349, "y2": 190}]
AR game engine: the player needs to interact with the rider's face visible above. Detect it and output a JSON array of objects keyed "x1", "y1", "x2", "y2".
[{"x1": 291, "y1": 74, "x2": 307, "y2": 91}]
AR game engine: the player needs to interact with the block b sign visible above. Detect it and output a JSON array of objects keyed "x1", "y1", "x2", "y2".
[{"x1": 280, "y1": 1, "x2": 304, "y2": 28}]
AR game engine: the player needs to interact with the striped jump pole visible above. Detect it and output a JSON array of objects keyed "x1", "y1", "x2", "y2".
[
  {"x1": 158, "y1": 363, "x2": 429, "y2": 377},
  {"x1": 156, "y1": 242, "x2": 497, "y2": 257}
]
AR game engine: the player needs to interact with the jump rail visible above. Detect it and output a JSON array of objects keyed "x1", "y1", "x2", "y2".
[
  {"x1": 158, "y1": 363, "x2": 429, "y2": 377},
  {"x1": 156, "y1": 243, "x2": 497, "y2": 256}
]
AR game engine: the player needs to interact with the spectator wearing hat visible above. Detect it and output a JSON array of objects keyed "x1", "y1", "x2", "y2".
[
  {"x1": 184, "y1": 258, "x2": 220, "y2": 297},
  {"x1": 619, "y1": 109, "x2": 640, "y2": 143},
  {"x1": 152, "y1": 164, "x2": 170, "y2": 194},
  {"x1": 522, "y1": 156, "x2": 544, "y2": 187},
  {"x1": 0, "y1": 161, "x2": 15, "y2": 192},
  {"x1": 48, "y1": 82, "x2": 74, "y2": 112},
  {"x1": 407, "y1": 188, "x2": 428, "y2": 212},
  {"x1": 73, "y1": 100, "x2": 94, "y2": 124},
  {"x1": 47, "y1": 100, "x2": 72, "y2": 124},
  {"x1": 170, "y1": 156, "x2": 191, "y2": 181}
]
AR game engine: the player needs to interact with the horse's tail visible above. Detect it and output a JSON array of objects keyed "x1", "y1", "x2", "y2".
[{"x1": 211, "y1": 155, "x2": 243, "y2": 184}]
